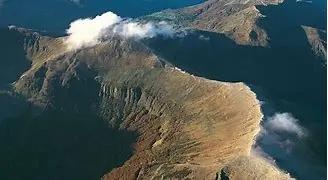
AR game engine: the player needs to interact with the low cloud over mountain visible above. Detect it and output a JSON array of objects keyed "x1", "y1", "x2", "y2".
[{"x1": 65, "y1": 11, "x2": 175, "y2": 50}]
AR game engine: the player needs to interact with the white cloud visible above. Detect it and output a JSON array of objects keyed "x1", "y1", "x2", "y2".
[
  {"x1": 65, "y1": 11, "x2": 122, "y2": 50},
  {"x1": 266, "y1": 113, "x2": 307, "y2": 138},
  {"x1": 251, "y1": 111, "x2": 308, "y2": 164},
  {"x1": 113, "y1": 21, "x2": 174, "y2": 39},
  {"x1": 198, "y1": 34, "x2": 210, "y2": 41},
  {"x1": 296, "y1": 0, "x2": 312, "y2": 3},
  {"x1": 8, "y1": 25, "x2": 16, "y2": 29},
  {"x1": 65, "y1": 11, "x2": 176, "y2": 50},
  {"x1": 70, "y1": 0, "x2": 80, "y2": 4}
]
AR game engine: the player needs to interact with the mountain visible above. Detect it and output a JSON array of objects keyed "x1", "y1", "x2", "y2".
[
  {"x1": 0, "y1": 27, "x2": 293, "y2": 179},
  {"x1": 0, "y1": 0, "x2": 326, "y2": 179}
]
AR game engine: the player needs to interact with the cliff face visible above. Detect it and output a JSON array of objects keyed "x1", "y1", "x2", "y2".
[{"x1": 0, "y1": 27, "x2": 284, "y2": 179}]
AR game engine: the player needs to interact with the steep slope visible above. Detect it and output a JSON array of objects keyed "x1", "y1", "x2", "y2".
[
  {"x1": 0, "y1": 27, "x2": 65, "y2": 120},
  {"x1": 0, "y1": 27, "x2": 292, "y2": 179},
  {"x1": 0, "y1": 27, "x2": 66, "y2": 87}
]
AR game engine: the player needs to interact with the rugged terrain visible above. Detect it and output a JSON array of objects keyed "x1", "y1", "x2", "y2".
[{"x1": 0, "y1": 26, "x2": 293, "y2": 179}]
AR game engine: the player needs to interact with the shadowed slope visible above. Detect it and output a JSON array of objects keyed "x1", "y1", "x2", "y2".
[
  {"x1": 0, "y1": 111, "x2": 137, "y2": 180},
  {"x1": 0, "y1": 28, "x2": 30, "y2": 88}
]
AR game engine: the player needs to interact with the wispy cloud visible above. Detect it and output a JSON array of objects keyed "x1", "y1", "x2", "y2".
[{"x1": 198, "y1": 34, "x2": 210, "y2": 41}]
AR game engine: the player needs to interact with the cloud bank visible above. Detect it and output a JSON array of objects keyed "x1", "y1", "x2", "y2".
[{"x1": 65, "y1": 11, "x2": 175, "y2": 50}]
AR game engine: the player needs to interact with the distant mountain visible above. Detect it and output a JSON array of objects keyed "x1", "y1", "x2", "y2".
[{"x1": 145, "y1": 0, "x2": 326, "y2": 49}]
